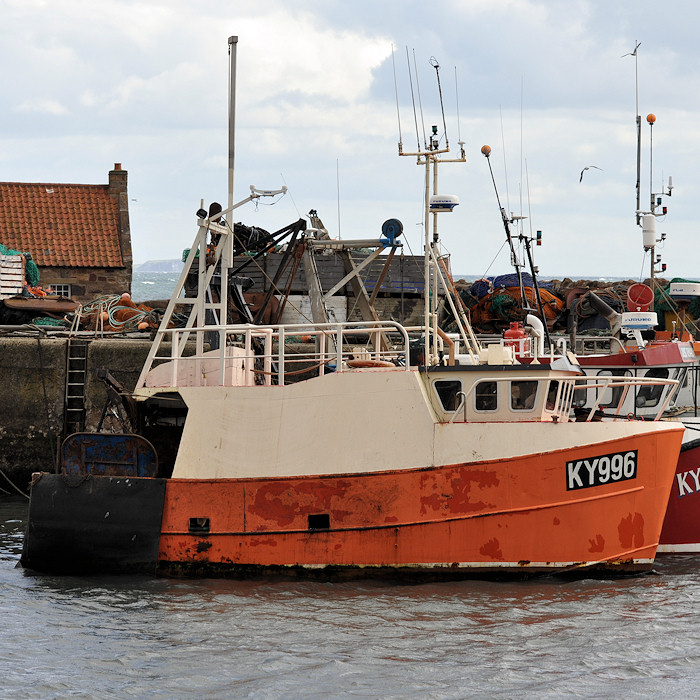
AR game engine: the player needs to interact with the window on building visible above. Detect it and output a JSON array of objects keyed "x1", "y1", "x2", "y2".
[{"x1": 50, "y1": 284, "x2": 72, "y2": 298}]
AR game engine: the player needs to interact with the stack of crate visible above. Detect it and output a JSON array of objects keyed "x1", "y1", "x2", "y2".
[{"x1": 0, "y1": 253, "x2": 25, "y2": 299}]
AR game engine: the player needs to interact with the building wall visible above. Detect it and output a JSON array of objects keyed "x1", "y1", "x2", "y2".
[
  {"x1": 109, "y1": 163, "x2": 133, "y2": 292},
  {"x1": 39, "y1": 265, "x2": 131, "y2": 302}
]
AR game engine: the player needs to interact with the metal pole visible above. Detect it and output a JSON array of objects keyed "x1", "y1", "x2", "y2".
[
  {"x1": 423, "y1": 155, "x2": 431, "y2": 365},
  {"x1": 222, "y1": 35, "x2": 238, "y2": 329},
  {"x1": 228, "y1": 36, "x2": 238, "y2": 213},
  {"x1": 432, "y1": 157, "x2": 439, "y2": 363}
]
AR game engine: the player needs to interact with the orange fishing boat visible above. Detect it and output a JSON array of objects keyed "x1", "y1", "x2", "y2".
[{"x1": 21, "y1": 41, "x2": 683, "y2": 579}]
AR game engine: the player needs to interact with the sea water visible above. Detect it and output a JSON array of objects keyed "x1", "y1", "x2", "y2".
[
  {"x1": 131, "y1": 270, "x2": 181, "y2": 304},
  {"x1": 2, "y1": 495, "x2": 700, "y2": 699},
  {"x1": 129, "y1": 268, "x2": 633, "y2": 307}
]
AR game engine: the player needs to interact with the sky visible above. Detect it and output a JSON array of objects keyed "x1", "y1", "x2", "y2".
[{"x1": 1, "y1": 0, "x2": 699, "y2": 279}]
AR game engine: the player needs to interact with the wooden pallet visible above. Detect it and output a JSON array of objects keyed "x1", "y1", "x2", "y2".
[{"x1": 0, "y1": 253, "x2": 24, "y2": 299}]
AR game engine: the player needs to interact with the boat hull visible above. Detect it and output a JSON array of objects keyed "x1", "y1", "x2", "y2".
[
  {"x1": 20, "y1": 473, "x2": 167, "y2": 575},
  {"x1": 21, "y1": 428, "x2": 682, "y2": 579},
  {"x1": 658, "y1": 435, "x2": 700, "y2": 553}
]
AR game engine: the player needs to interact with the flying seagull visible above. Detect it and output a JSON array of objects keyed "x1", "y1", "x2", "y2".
[
  {"x1": 621, "y1": 41, "x2": 641, "y2": 58},
  {"x1": 579, "y1": 165, "x2": 603, "y2": 182}
]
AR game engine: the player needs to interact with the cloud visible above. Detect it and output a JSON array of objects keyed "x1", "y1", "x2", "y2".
[
  {"x1": 2, "y1": 0, "x2": 700, "y2": 277},
  {"x1": 15, "y1": 99, "x2": 69, "y2": 116}
]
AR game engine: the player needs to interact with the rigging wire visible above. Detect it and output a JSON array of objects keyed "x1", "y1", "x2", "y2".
[
  {"x1": 336, "y1": 158, "x2": 341, "y2": 239},
  {"x1": 525, "y1": 159, "x2": 534, "y2": 239},
  {"x1": 454, "y1": 66, "x2": 462, "y2": 145},
  {"x1": 391, "y1": 45, "x2": 403, "y2": 150},
  {"x1": 279, "y1": 173, "x2": 301, "y2": 218},
  {"x1": 405, "y1": 46, "x2": 421, "y2": 151},
  {"x1": 499, "y1": 106, "x2": 511, "y2": 215},
  {"x1": 412, "y1": 49, "x2": 427, "y2": 149},
  {"x1": 639, "y1": 249, "x2": 648, "y2": 283},
  {"x1": 519, "y1": 76, "x2": 525, "y2": 225},
  {"x1": 480, "y1": 239, "x2": 510, "y2": 280}
]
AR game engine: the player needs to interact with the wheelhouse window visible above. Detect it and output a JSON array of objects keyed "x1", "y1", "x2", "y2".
[
  {"x1": 672, "y1": 367, "x2": 688, "y2": 401},
  {"x1": 636, "y1": 368, "x2": 669, "y2": 408},
  {"x1": 511, "y1": 381, "x2": 538, "y2": 411},
  {"x1": 545, "y1": 381, "x2": 559, "y2": 411},
  {"x1": 572, "y1": 385, "x2": 588, "y2": 408},
  {"x1": 597, "y1": 369, "x2": 631, "y2": 409},
  {"x1": 434, "y1": 380, "x2": 462, "y2": 411},
  {"x1": 475, "y1": 381, "x2": 498, "y2": 412}
]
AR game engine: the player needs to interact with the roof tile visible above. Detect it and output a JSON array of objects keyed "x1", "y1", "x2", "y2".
[{"x1": 0, "y1": 181, "x2": 124, "y2": 268}]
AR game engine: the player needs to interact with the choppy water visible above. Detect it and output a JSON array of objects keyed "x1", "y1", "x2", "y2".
[
  {"x1": 132, "y1": 270, "x2": 181, "y2": 304},
  {"x1": 2, "y1": 495, "x2": 700, "y2": 699}
]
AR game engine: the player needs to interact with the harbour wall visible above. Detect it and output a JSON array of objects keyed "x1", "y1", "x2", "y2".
[{"x1": 0, "y1": 337, "x2": 155, "y2": 490}]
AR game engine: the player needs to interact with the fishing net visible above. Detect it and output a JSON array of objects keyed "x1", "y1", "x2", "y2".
[
  {"x1": 490, "y1": 292, "x2": 523, "y2": 321},
  {"x1": 31, "y1": 316, "x2": 70, "y2": 327},
  {"x1": 0, "y1": 243, "x2": 40, "y2": 286}
]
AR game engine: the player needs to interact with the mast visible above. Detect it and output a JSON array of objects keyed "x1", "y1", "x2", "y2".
[
  {"x1": 228, "y1": 36, "x2": 238, "y2": 216},
  {"x1": 628, "y1": 41, "x2": 642, "y2": 226},
  {"x1": 401, "y1": 124, "x2": 465, "y2": 365}
]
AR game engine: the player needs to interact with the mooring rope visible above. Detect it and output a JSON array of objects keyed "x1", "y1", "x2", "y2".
[{"x1": 0, "y1": 467, "x2": 29, "y2": 499}]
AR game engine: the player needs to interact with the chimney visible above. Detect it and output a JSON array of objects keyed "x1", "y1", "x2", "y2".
[{"x1": 109, "y1": 162, "x2": 127, "y2": 195}]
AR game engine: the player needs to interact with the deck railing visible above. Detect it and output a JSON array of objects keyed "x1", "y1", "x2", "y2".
[{"x1": 138, "y1": 320, "x2": 411, "y2": 389}]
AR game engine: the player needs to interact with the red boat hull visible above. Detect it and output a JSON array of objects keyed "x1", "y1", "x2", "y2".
[{"x1": 658, "y1": 438, "x2": 700, "y2": 552}]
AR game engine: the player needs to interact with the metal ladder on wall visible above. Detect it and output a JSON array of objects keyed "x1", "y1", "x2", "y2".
[{"x1": 64, "y1": 338, "x2": 89, "y2": 436}]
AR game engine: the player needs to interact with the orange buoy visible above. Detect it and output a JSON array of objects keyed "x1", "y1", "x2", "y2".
[{"x1": 346, "y1": 359, "x2": 395, "y2": 369}]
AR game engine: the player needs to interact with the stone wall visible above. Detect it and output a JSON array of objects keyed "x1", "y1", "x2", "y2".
[
  {"x1": 0, "y1": 337, "x2": 154, "y2": 490},
  {"x1": 39, "y1": 265, "x2": 131, "y2": 303}
]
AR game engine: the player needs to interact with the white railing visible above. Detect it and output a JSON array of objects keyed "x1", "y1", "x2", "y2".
[
  {"x1": 139, "y1": 320, "x2": 411, "y2": 388},
  {"x1": 574, "y1": 375, "x2": 678, "y2": 421}
]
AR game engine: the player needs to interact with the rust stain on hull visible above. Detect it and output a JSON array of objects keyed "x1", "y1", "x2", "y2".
[{"x1": 618, "y1": 512, "x2": 645, "y2": 549}]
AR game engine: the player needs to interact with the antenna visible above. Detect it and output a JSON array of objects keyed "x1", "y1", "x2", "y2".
[
  {"x1": 406, "y1": 47, "x2": 421, "y2": 151},
  {"x1": 454, "y1": 66, "x2": 463, "y2": 147},
  {"x1": 397, "y1": 56, "x2": 469, "y2": 365},
  {"x1": 481, "y1": 144, "x2": 525, "y2": 303},
  {"x1": 392, "y1": 45, "x2": 403, "y2": 153},
  {"x1": 429, "y1": 57, "x2": 448, "y2": 146},
  {"x1": 413, "y1": 49, "x2": 427, "y2": 149},
  {"x1": 623, "y1": 40, "x2": 642, "y2": 225},
  {"x1": 336, "y1": 158, "x2": 341, "y2": 239},
  {"x1": 523, "y1": 159, "x2": 552, "y2": 348},
  {"x1": 499, "y1": 107, "x2": 511, "y2": 216}
]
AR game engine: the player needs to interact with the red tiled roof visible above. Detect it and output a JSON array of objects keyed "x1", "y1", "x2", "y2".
[{"x1": 0, "y1": 182, "x2": 124, "y2": 268}]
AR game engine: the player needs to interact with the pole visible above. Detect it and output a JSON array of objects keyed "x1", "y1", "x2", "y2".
[
  {"x1": 423, "y1": 155, "x2": 431, "y2": 365},
  {"x1": 223, "y1": 35, "x2": 238, "y2": 322},
  {"x1": 228, "y1": 36, "x2": 238, "y2": 214}
]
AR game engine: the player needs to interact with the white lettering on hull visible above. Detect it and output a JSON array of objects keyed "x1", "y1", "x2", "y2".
[
  {"x1": 676, "y1": 467, "x2": 700, "y2": 497},
  {"x1": 566, "y1": 451, "x2": 637, "y2": 491}
]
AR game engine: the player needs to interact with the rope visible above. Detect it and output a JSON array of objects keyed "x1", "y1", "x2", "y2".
[
  {"x1": 81, "y1": 294, "x2": 161, "y2": 331},
  {"x1": 0, "y1": 467, "x2": 29, "y2": 499}
]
